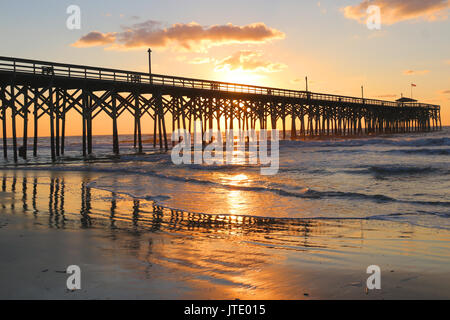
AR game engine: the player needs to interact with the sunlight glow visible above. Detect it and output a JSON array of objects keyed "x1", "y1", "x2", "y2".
[
  {"x1": 215, "y1": 69, "x2": 266, "y2": 86},
  {"x1": 230, "y1": 174, "x2": 249, "y2": 182}
]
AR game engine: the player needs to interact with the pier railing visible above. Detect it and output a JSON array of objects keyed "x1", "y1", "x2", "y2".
[{"x1": 0, "y1": 56, "x2": 440, "y2": 110}]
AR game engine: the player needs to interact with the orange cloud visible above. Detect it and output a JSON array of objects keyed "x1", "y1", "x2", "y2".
[
  {"x1": 403, "y1": 69, "x2": 430, "y2": 75},
  {"x1": 438, "y1": 89, "x2": 450, "y2": 94},
  {"x1": 342, "y1": 0, "x2": 450, "y2": 25},
  {"x1": 72, "y1": 21, "x2": 285, "y2": 51},
  {"x1": 72, "y1": 31, "x2": 117, "y2": 47},
  {"x1": 189, "y1": 57, "x2": 211, "y2": 65},
  {"x1": 214, "y1": 50, "x2": 287, "y2": 73}
]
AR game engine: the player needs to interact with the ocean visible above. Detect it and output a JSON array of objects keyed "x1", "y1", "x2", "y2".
[{"x1": 2, "y1": 128, "x2": 449, "y2": 230}]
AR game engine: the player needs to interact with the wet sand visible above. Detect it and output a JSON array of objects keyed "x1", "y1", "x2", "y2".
[{"x1": 1, "y1": 170, "x2": 450, "y2": 299}]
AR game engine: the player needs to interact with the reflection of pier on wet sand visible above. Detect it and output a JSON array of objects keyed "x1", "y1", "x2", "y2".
[
  {"x1": 1, "y1": 170, "x2": 322, "y2": 237},
  {"x1": 1, "y1": 170, "x2": 450, "y2": 299}
]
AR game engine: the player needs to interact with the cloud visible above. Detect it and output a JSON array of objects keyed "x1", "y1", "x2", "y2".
[
  {"x1": 342, "y1": 0, "x2": 450, "y2": 25},
  {"x1": 214, "y1": 50, "x2": 287, "y2": 73},
  {"x1": 403, "y1": 69, "x2": 430, "y2": 75},
  {"x1": 438, "y1": 89, "x2": 450, "y2": 94},
  {"x1": 368, "y1": 29, "x2": 387, "y2": 38},
  {"x1": 189, "y1": 57, "x2": 211, "y2": 65},
  {"x1": 73, "y1": 21, "x2": 285, "y2": 51},
  {"x1": 377, "y1": 94, "x2": 398, "y2": 98},
  {"x1": 72, "y1": 31, "x2": 117, "y2": 47},
  {"x1": 317, "y1": 1, "x2": 327, "y2": 14},
  {"x1": 446, "y1": 60, "x2": 450, "y2": 65}
]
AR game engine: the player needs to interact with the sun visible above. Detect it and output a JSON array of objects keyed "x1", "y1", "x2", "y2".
[{"x1": 216, "y1": 69, "x2": 266, "y2": 86}]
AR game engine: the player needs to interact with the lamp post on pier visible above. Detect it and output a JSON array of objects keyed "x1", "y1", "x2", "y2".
[{"x1": 148, "y1": 48, "x2": 152, "y2": 84}]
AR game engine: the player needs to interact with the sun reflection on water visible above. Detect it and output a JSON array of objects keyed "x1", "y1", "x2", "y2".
[{"x1": 228, "y1": 173, "x2": 249, "y2": 184}]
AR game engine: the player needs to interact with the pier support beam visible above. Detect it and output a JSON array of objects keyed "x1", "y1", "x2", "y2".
[
  {"x1": 1, "y1": 86, "x2": 7, "y2": 159},
  {"x1": 60, "y1": 90, "x2": 66, "y2": 155},
  {"x1": 87, "y1": 94, "x2": 93, "y2": 156},
  {"x1": 55, "y1": 89, "x2": 60, "y2": 157},
  {"x1": 22, "y1": 88, "x2": 29, "y2": 159},
  {"x1": 82, "y1": 89, "x2": 87, "y2": 157},
  {"x1": 49, "y1": 87, "x2": 56, "y2": 161},
  {"x1": 134, "y1": 92, "x2": 142, "y2": 153},
  {"x1": 11, "y1": 85, "x2": 18, "y2": 162},
  {"x1": 112, "y1": 92, "x2": 119, "y2": 155},
  {"x1": 33, "y1": 87, "x2": 38, "y2": 157},
  {"x1": 291, "y1": 105, "x2": 297, "y2": 139}
]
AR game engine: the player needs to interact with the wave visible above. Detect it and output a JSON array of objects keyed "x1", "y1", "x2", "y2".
[
  {"x1": 309, "y1": 147, "x2": 450, "y2": 156},
  {"x1": 368, "y1": 165, "x2": 440, "y2": 176},
  {"x1": 280, "y1": 136, "x2": 450, "y2": 149},
  {"x1": 384, "y1": 148, "x2": 450, "y2": 156},
  {"x1": 9, "y1": 156, "x2": 449, "y2": 209},
  {"x1": 345, "y1": 165, "x2": 448, "y2": 177},
  {"x1": 86, "y1": 167, "x2": 450, "y2": 209}
]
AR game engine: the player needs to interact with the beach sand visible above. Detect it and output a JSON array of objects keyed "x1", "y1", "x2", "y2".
[{"x1": 1, "y1": 169, "x2": 450, "y2": 299}]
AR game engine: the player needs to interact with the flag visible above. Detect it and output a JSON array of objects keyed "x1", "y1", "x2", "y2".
[{"x1": 411, "y1": 83, "x2": 416, "y2": 87}]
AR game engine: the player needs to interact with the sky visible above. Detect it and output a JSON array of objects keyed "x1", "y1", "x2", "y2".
[{"x1": 0, "y1": 0, "x2": 449, "y2": 136}]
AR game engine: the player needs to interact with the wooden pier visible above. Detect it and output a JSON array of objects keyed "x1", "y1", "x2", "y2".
[{"x1": 0, "y1": 56, "x2": 442, "y2": 162}]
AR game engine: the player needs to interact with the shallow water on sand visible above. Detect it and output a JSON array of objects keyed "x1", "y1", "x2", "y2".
[{"x1": 1, "y1": 170, "x2": 450, "y2": 299}]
